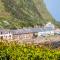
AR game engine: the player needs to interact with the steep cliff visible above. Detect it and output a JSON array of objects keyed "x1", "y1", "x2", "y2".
[{"x1": 0, "y1": 0, "x2": 59, "y2": 29}]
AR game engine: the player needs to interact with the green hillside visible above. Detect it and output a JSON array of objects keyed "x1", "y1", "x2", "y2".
[{"x1": 0, "y1": 0, "x2": 59, "y2": 29}]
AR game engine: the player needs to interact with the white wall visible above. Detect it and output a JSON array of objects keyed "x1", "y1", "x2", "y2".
[
  {"x1": 38, "y1": 30, "x2": 54, "y2": 36},
  {"x1": 0, "y1": 33, "x2": 13, "y2": 40}
]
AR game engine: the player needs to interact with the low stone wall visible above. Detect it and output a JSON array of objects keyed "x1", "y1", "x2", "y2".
[{"x1": 0, "y1": 35, "x2": 60, "y2": 44}]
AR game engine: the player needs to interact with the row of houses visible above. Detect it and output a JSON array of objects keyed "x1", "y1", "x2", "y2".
[{"x1": 0, "y1": 22, "x2": 60, "y2": 40}]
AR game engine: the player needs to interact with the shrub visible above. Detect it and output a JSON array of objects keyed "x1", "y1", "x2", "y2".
[{"x1": 0, "y1": 42, "x2": 60, "y2": 60}]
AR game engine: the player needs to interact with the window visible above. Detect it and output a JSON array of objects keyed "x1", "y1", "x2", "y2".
[
  {"x1": 9, "y1": 35, "x2": 11, "y2": 37},
  {"x1": 1, "y1": 32, "x2": 2, "y2": 34},
  {"x1": 1, "y1": 36, "x2": 3, "y2": 40}
]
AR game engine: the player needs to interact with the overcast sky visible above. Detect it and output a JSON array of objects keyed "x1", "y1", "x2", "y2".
[{"x1": 44, "y1": 0, "x2": 60, "y2": 21}]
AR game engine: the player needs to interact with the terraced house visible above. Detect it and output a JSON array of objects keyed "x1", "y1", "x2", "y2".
[
  {"x1": 0, "y1": 29, "x2": 12, "y2": 40},
  {"x1": 0, "y1": 22, "x2": 57, "y2": 40}
]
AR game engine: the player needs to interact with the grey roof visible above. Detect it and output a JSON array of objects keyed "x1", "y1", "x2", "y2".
[
  {"x1": 10, "y1": 28, "x2": 54, "y2": 35},
  {"x1": 0, "y1": 28, "x2": 54, "y2": 35},
  {"x1": 10, "y1": 28, "x2": 41, "y2": 34},
  {"x1": 0, "y1": 29, "x2": 10, "y2": 34}
]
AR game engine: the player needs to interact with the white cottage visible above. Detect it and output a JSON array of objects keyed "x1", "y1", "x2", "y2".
[
  {"x1": 38, "y1": 29, "x2": 54, "y2": 37},
  {"x1": 0, "y1": 29, "x2": 12, "y2": 40},
  {"x1": 44, "y1": 22, "x2": 55, "y2": 29},
  {"x1": 38, "y1": 22, "x2": 55, "y2": 36}
]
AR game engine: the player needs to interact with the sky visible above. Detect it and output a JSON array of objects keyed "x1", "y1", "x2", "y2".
[{"x1": 44, "y1": 0, "x2": 60, "y2": 21}]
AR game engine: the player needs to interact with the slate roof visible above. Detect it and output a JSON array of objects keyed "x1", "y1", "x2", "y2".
[
  {"x1": 10, "y1": 28, "x2": 54, "y2": 35},
  {"x1": 0, "y1": 29, "x2": 10, "y2": 34},
  {"x1": 0, "y1": 27, "x2": 54, "y2": 35}
]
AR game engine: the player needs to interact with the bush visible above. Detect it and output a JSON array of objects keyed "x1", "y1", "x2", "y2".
[{"x1": 0, "y1": 42, "x2": 60, "y2": 60}]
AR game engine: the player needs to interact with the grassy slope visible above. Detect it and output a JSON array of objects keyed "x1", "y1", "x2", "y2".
[
  {"x1": 0, "y1": 0, "x2": 12, "y2": 28},
  {"x1": 0, "y1": 0, "x2": 59, "y2": 29}
]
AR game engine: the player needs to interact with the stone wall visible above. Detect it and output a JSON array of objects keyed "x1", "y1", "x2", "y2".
[{"x1": 12, "y1": 33, "x2": 33, "y2": 40}]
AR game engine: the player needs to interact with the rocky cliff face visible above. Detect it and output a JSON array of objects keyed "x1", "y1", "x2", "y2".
[{"x1": 0, "y1": 0, "x2": 58, "y2": 29}]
